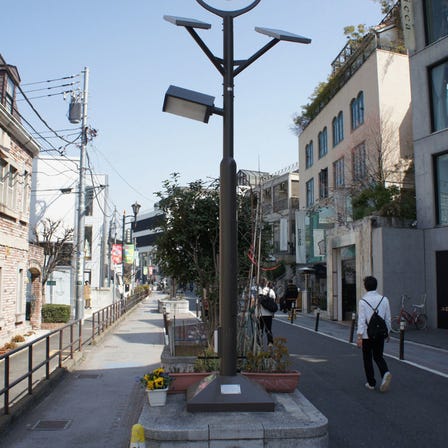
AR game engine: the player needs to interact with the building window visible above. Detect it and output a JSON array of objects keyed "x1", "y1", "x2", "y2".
[
  {"x1": 22, "y1": 171, "x2": 30, "y2": 214},
  {"x1": 305, "y1": 141, "x2": 314, "y2": 169},
  {"x1": 425, "y1": 0, "x2": 448, "y2": 44},
  {"x1": 352, "y1": 143, "x2": 367, "y2": 182},
  {"x1": 5, "y1": 76, "x2": 15, "y2": 114},
  {"x1": 332, "y1": 111, "x2": 344, "y2": 147},
  {"x1": 319, "y1": 168, "x2": 328, "y2": 199},
  {"x1": 435, "y1": 152, "x2": 448, "y2": 225},
  {"x1": 306, "y1": 178, "x2": 314, "y2": 207},
  {"x1": 430, "y1": 60, "x2": 448, "y2": 132},
  {"x1": 333, "y1": 157, "x2": 345, "y2": 188},
  {"x1": 0, "y1": 158, "x2": 6, "y2": 205},
  {"x1": 351, "y1": 91, "x2": 364, "y2": 130},
  {"x1": 84, "y1": 226, "x2": 92, "y2": 259},
  {"x1": 17, "y1": 268, "x2": 24, "y2": 315},
  {"x1": 0, "y1": 158, "x2": 18, "y2": 210},
  {"x1": 318, "y1": 127, "x2": 328, "y2": 158}
]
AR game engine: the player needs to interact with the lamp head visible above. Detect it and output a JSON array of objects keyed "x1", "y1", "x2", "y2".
[{"x1": 132, "y1": 201, "x2": 141, "y2": 217}]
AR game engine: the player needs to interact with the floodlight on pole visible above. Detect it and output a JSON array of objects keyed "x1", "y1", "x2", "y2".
[{"x1": 163, "y1": 0, "x2": 311, "y2": 412}]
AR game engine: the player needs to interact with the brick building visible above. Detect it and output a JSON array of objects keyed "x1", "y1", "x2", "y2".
[{"x1": 0, "y1": 54, "x2": 42, "y2": 344}]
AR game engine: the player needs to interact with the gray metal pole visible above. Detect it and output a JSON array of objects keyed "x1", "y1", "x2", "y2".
[
  {"x1": 74, "y1": 67, "x2": 89, "y2": 321},
  {"x1": 220, "y1": 14, "x2": 237, "y2": 377}
]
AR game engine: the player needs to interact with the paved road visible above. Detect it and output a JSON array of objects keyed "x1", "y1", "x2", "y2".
[
  {"x1": 273, "y1": 318, "x2": 448, "y2": 448},
  {"x1": 1, "y1": 294, "x2": 446, "y2": 448}
]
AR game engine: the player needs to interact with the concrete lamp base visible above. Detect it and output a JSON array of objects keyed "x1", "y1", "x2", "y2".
[{"x1": 186, "y1": 373, "x2": 275, "y2": 412}]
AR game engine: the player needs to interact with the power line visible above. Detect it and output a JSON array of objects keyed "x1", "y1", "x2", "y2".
[
  {"x1": 16, "y1": 90, "x2": 72, "y2": 102},
  {"x1": 15, "y1": 82, "x2": 77, "y2": 145},
  {"x1": 21, "y1": 74, "x2": 79, "y2": 87},
  {"x1": 20, "y1": 82, "x2": 78, "y2": 94}
]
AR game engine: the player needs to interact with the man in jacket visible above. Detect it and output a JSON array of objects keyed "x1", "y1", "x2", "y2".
[{"x1": 356, "y1": 276, "x2": 392, "y2": 392}]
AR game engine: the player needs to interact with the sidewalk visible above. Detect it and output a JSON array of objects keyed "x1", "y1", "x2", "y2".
[
  {"x1": 0, "y1": 293, "x2": 166, "y2": 448},
  {"x1": 275, "y1": 311, "x2": 448, "y2": 377}
]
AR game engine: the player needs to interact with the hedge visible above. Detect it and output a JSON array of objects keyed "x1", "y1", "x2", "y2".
[{"x1": 41, "y1": 304, "x2": 71, "y2": 323}]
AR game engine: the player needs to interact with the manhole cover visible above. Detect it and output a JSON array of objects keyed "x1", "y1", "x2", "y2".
[
  {"x1": 76, "y1": 374, "x2": 101, "y2": 379},
  {"x1": 32, "y1": 420, "x2": 72, "y2": 431}
]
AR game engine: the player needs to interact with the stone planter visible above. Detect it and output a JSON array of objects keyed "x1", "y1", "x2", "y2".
[
  {"x1": 157, "y1": 298, "x2": 190, "y2": 314},
  {"x1": 242, "y1": 370, "x2": 301, "y2": 393},
  {"x1": 168, "y1": 372, "x2": 212, "y2": 394},
  {"x1": 167, "y1": 371, "x2": 301, "y2": 394}
]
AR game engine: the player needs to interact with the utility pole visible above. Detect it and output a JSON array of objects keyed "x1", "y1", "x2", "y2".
[{"x1": 74, "y1": 67, "x2": 89, "y2": 321}]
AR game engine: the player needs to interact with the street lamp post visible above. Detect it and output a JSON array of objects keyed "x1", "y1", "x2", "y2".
[
  {"x1": 163, "y1": 0, "x2": 310, "y2": 412},
  {"x1": 122, "y1": 201, "x2": 141, "y2": 294}
]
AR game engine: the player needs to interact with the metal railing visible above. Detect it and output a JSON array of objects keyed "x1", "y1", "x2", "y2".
[{"x1": 0, "y1": 291, "x2": 147, "y2": 415}]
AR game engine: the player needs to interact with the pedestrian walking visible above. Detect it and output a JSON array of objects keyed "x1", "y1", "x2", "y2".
[
  {"x1": 258, "y1": 278, "x2": 276, "y2": 347},
  {"x1": 356, "y1": 276, "x2": 392, "y2": 392},
  {"x1": 84, "y1": 280, "x2": 92, "y2": 309}
]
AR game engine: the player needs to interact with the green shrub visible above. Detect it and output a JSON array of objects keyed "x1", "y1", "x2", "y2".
[{"x1": 41, "y1": 304, "x2": 71, "y2": 323}]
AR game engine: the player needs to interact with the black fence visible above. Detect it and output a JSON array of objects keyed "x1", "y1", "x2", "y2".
[{"x1": 0, "y1": 291, "x2": 147, "y2": 416}]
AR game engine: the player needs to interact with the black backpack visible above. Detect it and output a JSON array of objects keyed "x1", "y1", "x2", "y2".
[
  {"x1": 362, "y1": 296, "x2": 388, "y2": 340},
  {"x1": 259, "y1": 291, "x2": 278, "y2": 313}
]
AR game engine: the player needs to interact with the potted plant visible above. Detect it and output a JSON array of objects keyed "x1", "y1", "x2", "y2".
[
  {"x1": 140, "y1": 367, "x2": 174, "y2": 406},
  {"x1": 241, "y1": 337, "x2": 300, "y2": 393},
  {"x1": 167, "y1": 346, "x2": 219, "y2": 394}
]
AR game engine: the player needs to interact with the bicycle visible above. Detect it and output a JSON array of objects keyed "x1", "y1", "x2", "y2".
[{"x1": 391, "y1": 294, "x2": 427, "y2": 332}]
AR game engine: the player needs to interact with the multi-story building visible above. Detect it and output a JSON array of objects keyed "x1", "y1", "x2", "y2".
[
  {"x1": 0, "y1": 55, "x2": 42, "y2": 344},
  {"x1": 237, "y1": 167, "x2": 299, "y2": 267},
  {"x1": 297, "y1": 7, "x2": 421, "y2": 319},
  {"x1": 408, "y1": 0, "x2": 448, "y2": 329},
  {"x1": 30, "y1": 156, "x2": 109, "y2": 309},
  {"x1": 133, "y1": 208, "x2": 165, "y2": 284}
]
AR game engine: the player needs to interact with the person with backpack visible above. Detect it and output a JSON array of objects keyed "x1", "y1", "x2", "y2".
[
  {"x1": 356, "y1": 276, "x2": 392, "y2": 392},
  {"x1": 258, "y1": 278, "x2": 277, "y2": 347}
]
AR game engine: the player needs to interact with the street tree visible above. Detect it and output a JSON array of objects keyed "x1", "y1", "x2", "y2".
[
  {"x1": 155, "y1": 173, "x2": 269, "y2": 336},
  {"x1": 32, "y1": 218, "x2": 74, "y2": 304}
]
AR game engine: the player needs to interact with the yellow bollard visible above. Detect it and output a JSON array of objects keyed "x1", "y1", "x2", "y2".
[{"x1": 129, "y1": 423, "x2": 145, "y2": 448}]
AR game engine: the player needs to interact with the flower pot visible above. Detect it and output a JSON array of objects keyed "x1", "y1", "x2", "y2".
[
  {"x1": 168, "y1": 372, "x2": 212, "y2": 394},
  {"x1": 242, "y1": 370, "x2": 301, "y2": 393},
  {"x1": 146, "y1": 387, "x2": 168, "y2": 406}
]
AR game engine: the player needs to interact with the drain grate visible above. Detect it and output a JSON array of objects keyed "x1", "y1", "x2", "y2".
[
  {"x1": 76, "y1": 373, "x2": 101, "y2": 379},
  {"x1": 32, "y1": 420, "x2": 72, "y2": 431}
]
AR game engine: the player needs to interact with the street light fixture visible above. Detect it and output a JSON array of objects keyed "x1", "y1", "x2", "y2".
[
  {"x1": 163, "y1": 0, "x2": 311, "y2": 412},
  {"x1": 122, "y1": 201, "x2": 141, "y2": 293},
  {"x1": 163, "y1": 85, "x2": 221, "y2": 123}
]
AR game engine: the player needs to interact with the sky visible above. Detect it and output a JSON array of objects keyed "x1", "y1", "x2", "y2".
[{"x1": 2, "y1": 0, "x2": 384, "y2": 217}]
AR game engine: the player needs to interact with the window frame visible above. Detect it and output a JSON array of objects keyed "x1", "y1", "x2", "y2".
[
  {"x1": 429, "y1": 59, "x2": 448, "y2": 132},
  {"x1": 319, "y1": 168, "x2": 329, "y2": 199},
  {"x1": 332, "y1": 111, "x2": 344, "y2": 147},
  {"x1": 305, "y1": 140, "x2": 314, "y2": 169},
  {"x1": 434, "y1": 151, "x2": 448, "y2": 225},
  {"x1": 333, "y1": 157, "x2": 345, "y2": 189},
  {"x1": 306, "y1": 178, "x2": 314, "y2": 208},
  {"x1": 318, "y1": 127, "x2": 328, "y2": 159},
  {"x1": 424, "y1": 0, "x2": 448, "y2": 44},
  {"x1": 352, "y1": 142, "x2": 367, "y2": 182},
  {"x1": 351, "y1": 91, "x2": 364, "y2": 130}
]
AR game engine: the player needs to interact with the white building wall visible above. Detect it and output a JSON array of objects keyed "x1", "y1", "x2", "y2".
[
  {"x1": 30, "y1": 157, "x2": 109, "y2": 306},
  {"x1": 299, "y1": 49, "x2": 412, "y2": 209}
]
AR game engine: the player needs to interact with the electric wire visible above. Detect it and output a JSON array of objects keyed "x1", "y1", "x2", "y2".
[
  {"x1": 20, "y1": 82, "x2": 78, "y2": 94},
  {"x1": 15, "y1": 82, "x2": 78, "y2": 145},
  {"x1": 21, "y1": 74, "x2": 79, "y2": 87},
  {"x1": 89, "y1": 143, "x2": 153, "y2": 203}
]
